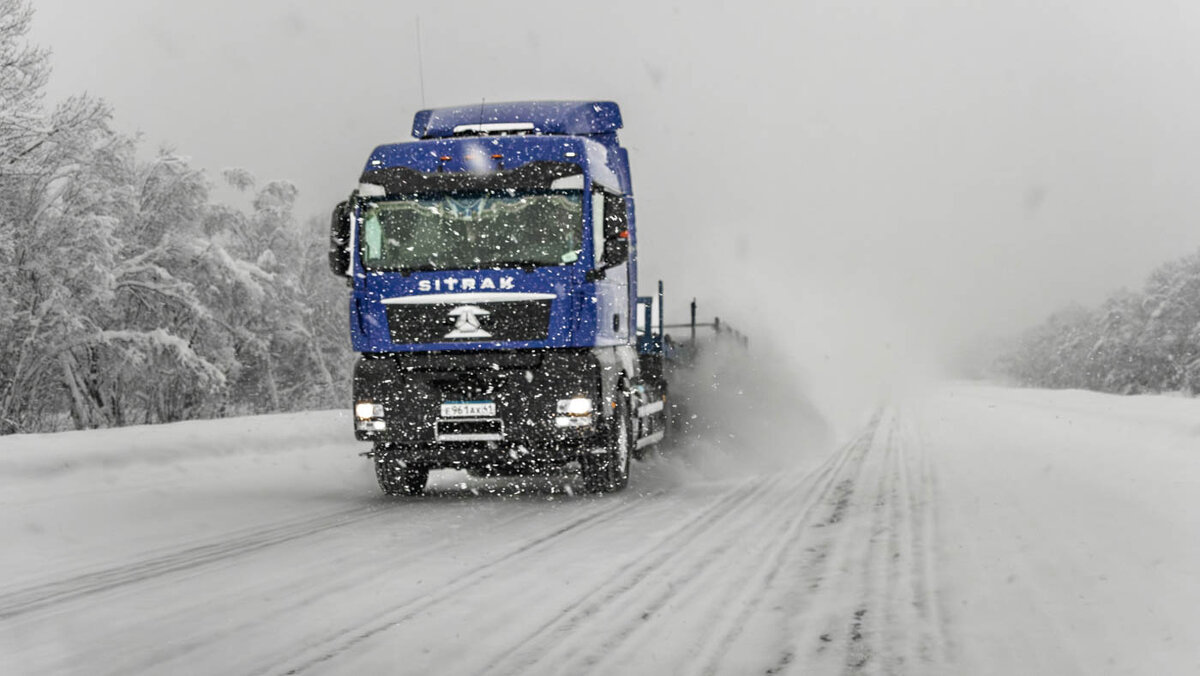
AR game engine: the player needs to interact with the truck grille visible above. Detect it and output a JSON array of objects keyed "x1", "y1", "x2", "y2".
[{"x1": 386, "y1": 300, "x2": 551, "y2": 344}]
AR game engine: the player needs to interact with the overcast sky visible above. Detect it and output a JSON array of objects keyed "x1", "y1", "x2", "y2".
[{"x1": 29, "y1": 0, "x2": 1200, "y2": 415}]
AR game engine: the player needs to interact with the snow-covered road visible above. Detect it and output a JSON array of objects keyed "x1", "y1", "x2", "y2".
[{"x1": 1, "y1": 383, "x2": 1197, "y2": 675}]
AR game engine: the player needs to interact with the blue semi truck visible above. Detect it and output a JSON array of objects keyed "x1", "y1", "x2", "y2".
[{"x1": 328, "y1": 101, "x2": 670, "y2": 495}]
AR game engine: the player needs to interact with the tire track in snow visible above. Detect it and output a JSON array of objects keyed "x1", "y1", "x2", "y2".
[
  {"x1": 483, "y1": 474, "x2": 798, "y2": 675},
  {"x1": 778, "y1": 405, "x2": 951, "y2": 675},
  {"x1": 96, "y1": 501, "x2": 546, "y2": 676},
  {"x1": 906, "y1": 407, "x2": 953, "y2": 666},
  {"x1": 806, "y1": 407, "x2": 903, "y2": 674},
  {"x1": 687, "y1": 412, "x2": 885, "y2": 676},
  {"x1": 845, "y1": 408, "x2": 900, "y2": 673},
  {"x1": 0, "y1": 505, "x2": 387, "y2": 620},
  {"x1": 483, "y1": 416, "x2": 882, "y2": 676},
  {"x1": 858, "y1": 405, "x2": 952, "y2": 671},
  {"x1": 268, "y1": 495, "x2": 657, "y2": 676},
  {"x1": 685, "y1": 418, "x2": 881, "y2": 676}
]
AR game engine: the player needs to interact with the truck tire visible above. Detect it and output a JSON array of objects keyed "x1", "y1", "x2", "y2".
[
  {"x1": 581, "y1": 391, "x2": 632, "y2": 493},
  {"x1": 374, "y1": 444, "x2": 430, "y2": 496}
]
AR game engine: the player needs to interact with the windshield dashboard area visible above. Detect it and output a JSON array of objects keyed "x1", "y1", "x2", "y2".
[{"x1": 359, "y1": 190, "x2": 583, "y2": 273}]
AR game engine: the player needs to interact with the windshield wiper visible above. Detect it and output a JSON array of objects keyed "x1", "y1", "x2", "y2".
[
  {"x1": 396, "y1": 264, "x2": 440, "y2": 277},
  {"x1": 483, "y1": 260, "x2": 556, "y2": 272}
]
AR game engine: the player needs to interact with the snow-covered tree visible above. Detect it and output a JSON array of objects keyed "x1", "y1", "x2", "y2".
[
  {"x1": 0, "y1": 0, "x2": 124, "y2": 430},
  {"x1": 1003, "y1": 247, "x2": 1200, "y2": 396},
  {"x1": 0, "y1": 0, "x2": 351, "y2": 433},
  {"x1": 0, "y1": 0, "x2": 47, "y2": 167}
]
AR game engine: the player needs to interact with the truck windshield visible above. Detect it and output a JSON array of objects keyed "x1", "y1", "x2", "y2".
[{"x1": 359, "y1": 191, "x2": 583, "y2": 272}]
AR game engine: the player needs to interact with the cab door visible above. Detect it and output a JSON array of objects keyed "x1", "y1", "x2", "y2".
[{"x1": 592, "y1": 188, "x2": 631, "y2": 345}]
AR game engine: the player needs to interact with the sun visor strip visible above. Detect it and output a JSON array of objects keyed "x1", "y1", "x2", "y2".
[{"x1": 359, "y1": 161, "x2": 583, "y2": 197}]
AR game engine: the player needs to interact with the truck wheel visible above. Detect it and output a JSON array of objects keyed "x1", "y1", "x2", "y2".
[
  {"x1": 374, "y1": 444, "x2": 429, "y2": 496},
  {"x1": 581, "y1": 392, "x2": 631, "y2": 493}
]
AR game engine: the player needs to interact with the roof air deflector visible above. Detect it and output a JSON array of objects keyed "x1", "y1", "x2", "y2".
[{"x1": 412, "y1": 101, "x2": 622, "y2": 140}]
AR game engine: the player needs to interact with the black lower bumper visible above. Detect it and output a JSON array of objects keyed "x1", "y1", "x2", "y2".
[{"x1": 352, "y1": 349, "x2": 609, "y2": 469}]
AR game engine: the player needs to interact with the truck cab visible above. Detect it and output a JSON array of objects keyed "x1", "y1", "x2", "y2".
[{"x1": 329, "y1": 101, "x2": 668, "y2": 495}]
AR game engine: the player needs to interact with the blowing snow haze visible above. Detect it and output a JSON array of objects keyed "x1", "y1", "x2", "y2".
[{"x1": 31, "y1": 0, "x2": 1200, "y2": 428}]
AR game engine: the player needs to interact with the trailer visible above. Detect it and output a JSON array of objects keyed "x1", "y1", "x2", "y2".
[{"x1": 328, "y1": 101, "x2": 673, "y2": 495}]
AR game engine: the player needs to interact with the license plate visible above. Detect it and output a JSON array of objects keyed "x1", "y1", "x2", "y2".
[{"x1": 440, "y1": 401, "x2": 496, "y2": 418}]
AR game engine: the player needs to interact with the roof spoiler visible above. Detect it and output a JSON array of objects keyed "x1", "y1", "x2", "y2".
[{"x1": 412, "y1": 101, "x2": 622, "y2": 139}]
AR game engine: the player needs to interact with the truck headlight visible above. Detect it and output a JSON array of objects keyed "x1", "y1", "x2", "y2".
[
  {"x1": 355, "y1": 402, "x2": 385, "y2": 419},
  {"x1": 556, "y1": 397, "x2": 593, "y2": 416},
  {"x1": 355, "y1": 402, "x2": 386, "y2": 431},
  {"x1": 555, "y1": 397, "x2": 593, "y2": 428}
]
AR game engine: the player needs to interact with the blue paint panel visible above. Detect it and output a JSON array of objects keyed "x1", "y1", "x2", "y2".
[{"x1": 352, "y1": 266, "x2": 591, "y2": 352}]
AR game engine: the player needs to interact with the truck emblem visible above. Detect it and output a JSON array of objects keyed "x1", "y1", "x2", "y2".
[{"x1": 445, "y1": 305, "x2": 492, "y2": 339}]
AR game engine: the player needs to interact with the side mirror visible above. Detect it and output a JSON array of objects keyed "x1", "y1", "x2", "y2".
[{"x1": 328, "y1": 200, "x2": 352, "y2": 277}]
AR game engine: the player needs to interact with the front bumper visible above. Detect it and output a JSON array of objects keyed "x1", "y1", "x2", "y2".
[{"x1": 352, "y1": 349, "x2": 605, "y2": 463}]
